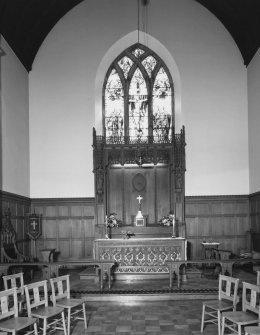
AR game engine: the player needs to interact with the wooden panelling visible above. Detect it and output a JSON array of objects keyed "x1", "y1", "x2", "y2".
[
  {"x1": 2, "y1": 191, "x2": 259, "y2": 263},
  {"x1": 108, "y1": 166, "x2": 170, "y2": 226},
  {"x1": 156, "y1": 166, "x2": 170, "y2": 222},
  {"x1": 249, "y1": 192, "x2": 260, "y2": 233},
  {"x1": 108, "y1": 168, "x2": 124, "y2": 222},
  {"x1": 186, "y1": 195, "x2": 250, "y2": 259},
  {"x1": 31, "y1": 198, "x2": 95, "y2": 260}
]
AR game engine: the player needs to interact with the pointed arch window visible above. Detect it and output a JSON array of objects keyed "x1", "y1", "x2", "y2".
[{"x1": 104, "y1": 43, "x2": 174, "y2": 144}]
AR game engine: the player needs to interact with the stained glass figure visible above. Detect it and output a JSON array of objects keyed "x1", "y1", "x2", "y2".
[
  {"x1": 105, "y1": 69, "x2": 124, "y2": 140},
  {"x1": 152, "y1": 67, "x2": 172, "y2": 141},
  {"x1": 118, "y1": 56, "x2": 133, "y2": 78},
  {"x1": 128, "y1": 68, "x2": 148, "y2": 141}
]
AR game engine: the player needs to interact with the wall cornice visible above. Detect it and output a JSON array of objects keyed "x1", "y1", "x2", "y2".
[{"x1": 0, "y1": 190, "x2": 30, "y2": 203}]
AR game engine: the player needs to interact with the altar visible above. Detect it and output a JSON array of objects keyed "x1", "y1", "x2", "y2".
[{"x1": 93, "y1": 237, "x2": 187, "y2": 280}]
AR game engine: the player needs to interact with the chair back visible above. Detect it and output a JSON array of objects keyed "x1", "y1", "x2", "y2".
[
  {"x1": 257, "y1": 271, "x2": 260, "y2": 285},
  {"x1": 242, "y1": 281, "x2": 260, "y2": 314},
  {"x1": 50, "y1": 275, "x2": 70, "y2": 305},
  {"x1": 3, "y1": 272, "x2": 25, "y2": 296},
  {"x1": 24, "y1": 280, "x2": 49, "y2": 317},
  {"x1": 0, "y1": 287, "x2": 19, "y2": 320},
  {"x1": 218, "y1": 274, "x2": 239, "y2": 307}
]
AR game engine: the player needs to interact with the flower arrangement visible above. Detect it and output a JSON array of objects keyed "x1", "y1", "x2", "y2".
[
  {"x1": 159, "y1": 212, "x2": 175, "y2": 226},
  {"x1": 106, "y1": 213, "x2": 122, "y2": 228}
]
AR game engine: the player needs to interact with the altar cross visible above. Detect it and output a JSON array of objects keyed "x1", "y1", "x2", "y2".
[{"x1": 136, "y1": 195, "x2": 143, "y2": 204}]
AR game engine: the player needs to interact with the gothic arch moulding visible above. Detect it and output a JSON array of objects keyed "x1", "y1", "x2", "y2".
[{"x1": 94, "y1": 30, "x2": 182, "y2": 135}]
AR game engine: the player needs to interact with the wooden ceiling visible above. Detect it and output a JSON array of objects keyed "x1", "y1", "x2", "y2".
[{"x1": 0, "y1": 0, "x2": 259, "y2": 71}]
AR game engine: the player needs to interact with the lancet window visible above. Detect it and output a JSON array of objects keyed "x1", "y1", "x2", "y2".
[{"x1": 104, "y1": 43, "x2": 174, "y2": 144}]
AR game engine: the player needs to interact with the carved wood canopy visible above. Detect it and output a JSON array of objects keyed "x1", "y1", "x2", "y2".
[
  {"x1": 93, "y1": 129, "x2": 185, "y2": 169},
  {"x1": 92, "y1": 127, "x2": 186, "y2": 237}
]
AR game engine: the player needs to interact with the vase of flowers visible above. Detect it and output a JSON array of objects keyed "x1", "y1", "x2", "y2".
[
  {"x1": 159, "y1": 211, "x2": 176, "y2": 237},
  {"x1": 105, "y1": 213, "x2": 122, "y2": 239}
]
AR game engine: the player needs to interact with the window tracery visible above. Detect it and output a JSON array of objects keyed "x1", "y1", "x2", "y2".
[{"x1": 104, "y1": 43, "x2": 174, "y2": 144}]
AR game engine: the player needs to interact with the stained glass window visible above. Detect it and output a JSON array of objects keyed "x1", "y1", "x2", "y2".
[
  {"x1": 142, "y1": 55, "x2": 157, "y2": 77},
  {"x1": 132, "y1": 48, "x2": 145, "y2": 58},
  {"x1": 153, "y1": 67, "x2": 172, "y2": 142},
  {"x1": 103, "y1": 44, "x2": 173, "y2": 144},
  {"x1": 118, "y1": 56, "x2": 133, "y2": 78},
  {"x1": 104, "y1": 69, "x2": 124, "y2": 140},
  {"x1": 129, "y1": 68, "x2": 148, "y2": 141}
]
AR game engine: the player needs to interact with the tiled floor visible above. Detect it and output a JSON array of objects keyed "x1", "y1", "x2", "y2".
[
  {"x1": 84, "y1": 300, "x2": 217, "y2": 335},
  {"x1": 53, "y1": 300, "x2": 220, "y2": 335},
  {"x1": 50, "y1": 266, "x2": 257, "y2": 334}
]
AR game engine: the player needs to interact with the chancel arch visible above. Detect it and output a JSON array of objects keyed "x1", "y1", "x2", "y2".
[{"x1": 93, "y1": 37, "x2": 186, "y2": 240}]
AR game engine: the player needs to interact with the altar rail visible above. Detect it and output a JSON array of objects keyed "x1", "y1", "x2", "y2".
[{"x1": 167, "y1": 258, "x2": 260, "y2": 289}]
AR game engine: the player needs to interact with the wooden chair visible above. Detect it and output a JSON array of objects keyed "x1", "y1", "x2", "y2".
[
  {"x1": 0, "y1": 287, "x2": 38, "y2": 334},
  {"x1": 244, "y1": 274, "x2": 260, "y2": 335},
  {"x1": 201, "y1": 274, "x2": 239, "y2": 335},
  {"x1": 221, "y1": 281, "x2": 260, "y2": 335},
  {"x1": 3, "y1": 272, "x2": 26, "y2": 313},
  {"x1": 49, "y1": 274, "x2": 87, "y2": 335},
  {"x1": 24, "y1": 280, "x2": 67, "y2": 335}
]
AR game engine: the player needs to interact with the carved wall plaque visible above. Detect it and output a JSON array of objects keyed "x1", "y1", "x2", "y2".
[{"x1": 132, "y1": 173, "x2": 146, "y2": 192}]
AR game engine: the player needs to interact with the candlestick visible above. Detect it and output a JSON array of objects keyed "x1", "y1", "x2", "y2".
[{"x1": 105, "y1": 215, "x2": 109, "y2": 239}]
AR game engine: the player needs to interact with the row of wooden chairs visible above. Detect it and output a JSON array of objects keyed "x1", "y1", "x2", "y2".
[
  {"x1": 0, "y1": 272, "x2": 87, "y2": 335},
  {"x1": 201, "y1": 273, "x2": 260, "y2": 335}
]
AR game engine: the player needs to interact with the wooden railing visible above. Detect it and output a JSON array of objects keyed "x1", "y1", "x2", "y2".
[
  {"x1": 166, "y1": 258, "x2": 260, "y2": 289},
  {"x1": 0, "y1": 260, "x2": 115, "y2": 290}
]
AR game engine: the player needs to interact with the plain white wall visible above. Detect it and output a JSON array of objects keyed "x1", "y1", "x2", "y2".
[
  {"x1": 248, "y1": 49, "x2": 260, "y2": 194},
  {"x1": 1, "y1": 36, "x2": 30, "y2": 197},
  {"x1": 29, "y1": 0, "x2": 249, "y2": 198}
]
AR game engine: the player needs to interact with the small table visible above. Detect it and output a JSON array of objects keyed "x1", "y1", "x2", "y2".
[{"x1": 201, "y1": 242, "x2": 220, "y2": 259}]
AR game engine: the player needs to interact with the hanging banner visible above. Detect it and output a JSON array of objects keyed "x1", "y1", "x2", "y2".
[{"x1": 26, "y1": 213, "x2": 42, "y2": 240}]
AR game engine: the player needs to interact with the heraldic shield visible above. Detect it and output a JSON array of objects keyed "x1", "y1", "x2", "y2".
[{"x1": 26, "y1": 213, "x2": 42, "y2": 240}]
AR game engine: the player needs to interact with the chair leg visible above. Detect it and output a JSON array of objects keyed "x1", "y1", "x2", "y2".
[
  {"x1": 83, "y1": 303, "x2": 87, "y2": 329},
  {"x1": 221, "y1": 316, "x2": 225, "y2": 335},
  {"x1": 43, "y1": 319, "x2": 47, "y2": 335},
  {"x1": 67, "y1": 308, "x2": 71, "y2": 335},
  {"x1": 34, "y1": 322, "x2": 38, "y2": 335},
  {"x1": 62, "y1": 311, "x2": 67, "y2": 335},
  {"x1": 201, "y1": 304, "x2": 205, "y2": 332},
  {"x1": 217, "y1": 310, "x2": 221, "y2": 335}
]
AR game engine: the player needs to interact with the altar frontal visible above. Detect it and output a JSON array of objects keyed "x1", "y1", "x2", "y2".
[{"x1": 94, "y1": 237, "x2": 187, "y2": 280}]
